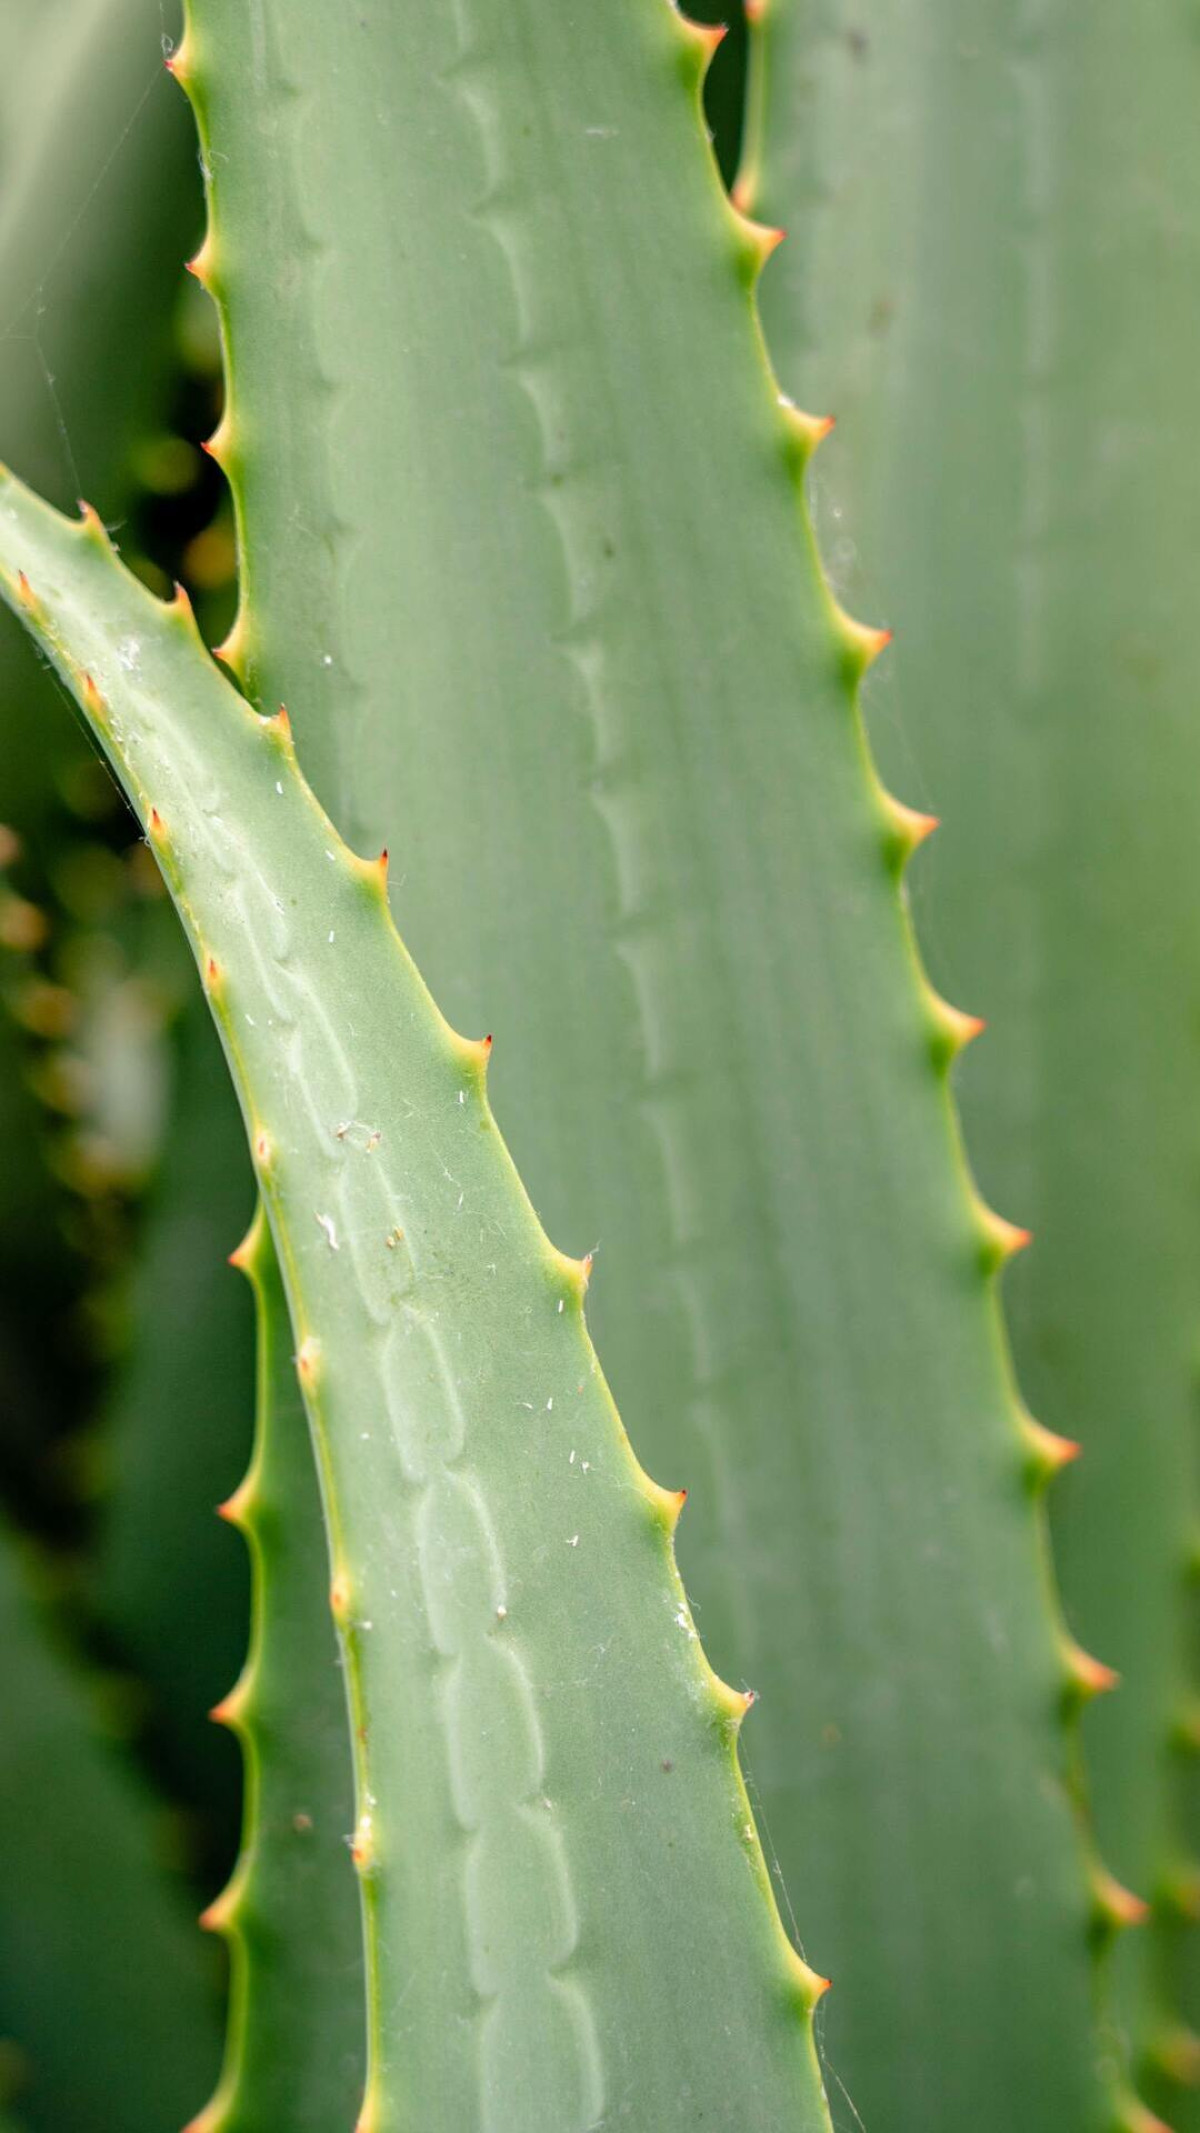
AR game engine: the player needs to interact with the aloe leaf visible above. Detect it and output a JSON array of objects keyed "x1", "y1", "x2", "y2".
[
  {"x1": 0, "y1": 1522, "x2": 219, "y2": 2130},
  {"x1": 743, "y1": 0, "x2": 1200, "y2": 2106},
  {"x1": 92, "y1": 984, "x2": 257, "y2": 1839},
  {"x1": 174, "y1": 3, "x2": 1114, "y2": 2124},
  {"x1": 193, "y1": 1199, "x2": 362, "y2": 2131},
  {"x1": 0, "y1": 470, "x2": 834, "y2": 2130}
]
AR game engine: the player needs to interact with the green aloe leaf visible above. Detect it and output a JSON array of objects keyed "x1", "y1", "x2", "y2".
[
  {"x1": 92, "y1": 985, "x2": 257, "y2": 1845},
  {"x1": 174, "y1": 2, "x2": 1115, "y2": 2124},
  {"x1": 0, "y1": 468, "x2": 833, "y2": 2130},
  {"x1": 743, "y1": 0, "x2": 1200, "y2": 2111},
  {"x1": 194, "y1": 1200, "x2": 362, "y2": 2131}
]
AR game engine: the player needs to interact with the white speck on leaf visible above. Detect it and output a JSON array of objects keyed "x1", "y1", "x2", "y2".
[{"x1": 315, "y1": 1211, "x2": 339, "y2": 1251}]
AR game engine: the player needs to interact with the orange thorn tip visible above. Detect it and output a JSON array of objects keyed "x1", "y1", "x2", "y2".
[
  {"x1": 747, "y1": 219, "x2": 785, "y2": 263},
  {"x1": 350, "y1": 1813, "x2": 376, "y2": 1870},
  {"x1": 687, "y1": 16, "x2": 727, "y2": 58},
  {"x1": 81, "y1": 672, "x2": 106, "y2": 719},
  {"x1": 931, "y1": 996, "x2": 985, "y2": 1064},
  {"x1": 198, "y1": 1884, "x2": 237, "y2": 1934},
  {"x1": 204, "y1": 954, "x2": 221, "y2": 991},
  {"x1": 297, "y1": 1337, "x2": 319, "y2": 1384},
  {"x1": 837, "y1": 609, "x2": 893, "y2": 676},
  {"x1": 16, "y1": 570, "x2": 36, "y2": 611},
  {"x1": 214, "y1": 609, "x2": 249, "y2": 671},
  {"x1": 201, "y1": 413, "x2": 233, "y2": 464},
  {"x1": 378, "y1": 846, "x2": 389, "y2": 876},
  {"x1": 888, "y1": 799, "x2": 939, "y2": 854},
  {"x1": 148, "y1": 807, "x2": 165, "y2": 837},
  {"x1": 658, "y1": 1483, "x2": 688, "y2": 1532},
  {"x1": 779, "y1": 400, "x2": 837, "y2": 459},
  {"x1": 217, "y1": 1473, "x2": 253, "y2": 1527},
  {"x1": 1093, "y1": 1863, "x2": 1151, "y2": 1930},
  {"x1": 1023, "y1": 1417, "x2": 1081, "y2": 1482},
  {"x1": 77, "y1": 499, "x2": 105, "y2": 539},
  {"x1": 1065, "y1": 1637, "x2": 1119, "y2": 1700},
  {"x1": 254, "y1": 1130, "x2": 271, "y2": 1165},
  {"x1": 978, "y1": 1207, "x2": 1032, "y2": 1271},
  {"x1": 185, "y1": 232, "x2": 216, "y2": 286},
  {"x1": 163, "y1": 32, "x2": 194, "y2": 83},
  {"x1": 329, "y1": 1573, "x2": 351, "y2": 1621}
]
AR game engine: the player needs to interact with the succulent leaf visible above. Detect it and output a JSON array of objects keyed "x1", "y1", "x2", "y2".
[
  {"x1": 744, "y1": 0, "x2": 1200, "y2": 2109},
  {"x1": 0, "y1": 468, "x2": 833, "y2": 2131},
  {"x1": 174, "y1": 1, "x2": 1111, "y2": 2123},
  {"x1": 192, "y1": 1200, "x2": 363, "y2": 2131}
]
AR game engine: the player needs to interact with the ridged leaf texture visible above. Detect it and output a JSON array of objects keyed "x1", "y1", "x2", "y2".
[
  {"x1": 0, "y1": 470, "x2": 833, "y2": 2132},
  {"x1": 174, "y1": 2, "x2": 1116, "y2": 2124},
  {"x1": 742, "y1": 0, "x2": 1200, "y2": 2114},
  {"x1": 196, "y1": 1200, "x2": 362, "y2": 2130}
]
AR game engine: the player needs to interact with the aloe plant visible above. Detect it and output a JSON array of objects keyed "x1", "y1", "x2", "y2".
[
  {"x1": 740, "y1": 0, "x2": 1200, "y2": 2109},
  {"x1": 0, "y1": 470, "x2": 833, "y2": 2128},
  {"x1": 167, "y1": 1, "x2": 1131, "y2": 2126}
]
